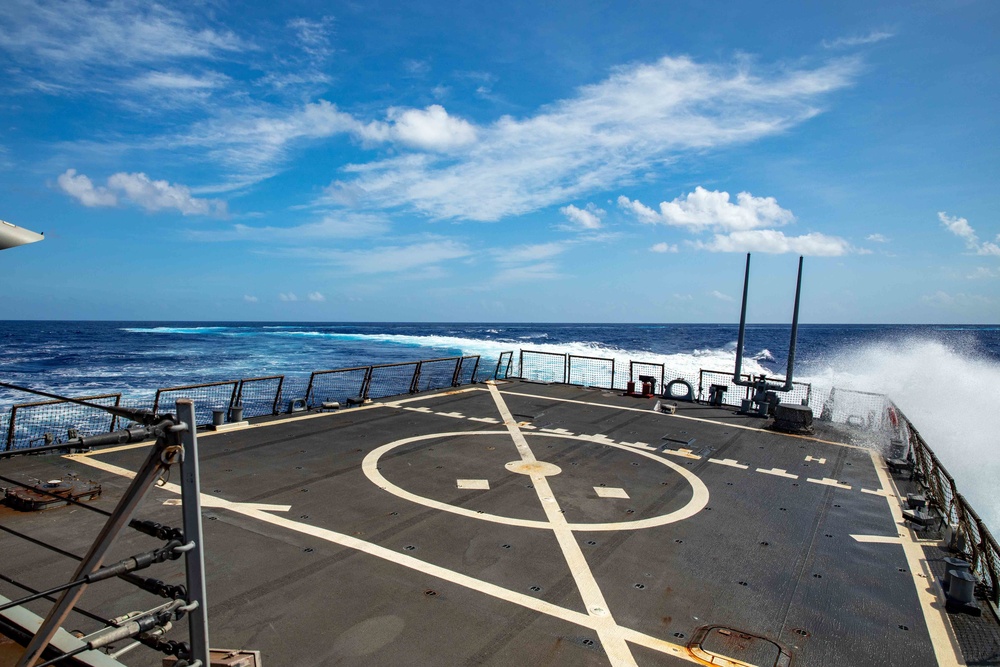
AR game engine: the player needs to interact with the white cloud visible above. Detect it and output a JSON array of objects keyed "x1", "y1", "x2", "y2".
[
  {"x1": 58, "y1": 168, "x2": 227, "y2": 215},
  {"x1": 127, "y1": 71, "x2": 229, "y2": 91},
  {"x1": 308, "y1": 291, "x2": 325, "y2": 302},
  {"x1": 243, "y1": 295, "x2": 258, "y2": 303},
  {"x1": 56, "y1": 169, "x2": 117, "y2": 207},
  {"x1": 921, "y1": 290, "x2": 992, "y2": 309},
  {"x1": 322, "y1": 55, "x2": 857, "y2": 221},
  {"x1": 866, "y1": 233, "x2": 889, "y2": 243},
  {"x1": 939, "y1": 211, "x2": 1000, "y2": 256},
  {"x1": 279, "y1": 292, "x2": 299, "y2": 301},
  {"x1": 618, "y1": 187, "x2": 795, "y2": 231},
  {"x1": 105, "y1": 172, "x2": 226, "y2": 215},
  {"x1": 711, "y1": 290, "x2": 734, "y2": 301},
  {"x1": 650, "y1": 242, "x2": 678, "y2": 253},
  {"x1": 288, "y1": 17, "x2": 334, "y2": 58},
  {"x1": 379, "y1": 105, "x2": 478, "y2": 151},
  {"x1": 692, "y1": 230, "x2": 851, "y2": 256},
  {"x1": 559, "y1": 203, "x2": 604, "y2": 230},
  {"x1": 822, "y1": 31, "x2": 895, "y2": 49}
]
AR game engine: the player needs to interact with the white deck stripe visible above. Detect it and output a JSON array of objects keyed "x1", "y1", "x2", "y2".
[
  {"x1": 66, "y1": 448, "x2": 698, "y2": 664},
  {"x1": 487, "y1": 383, "x2": 639, "y2": 667}
]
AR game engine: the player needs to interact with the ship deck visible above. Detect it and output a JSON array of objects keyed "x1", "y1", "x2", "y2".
[{"x1": 1, "y1": 379, "x2": 996, "y2": 666}]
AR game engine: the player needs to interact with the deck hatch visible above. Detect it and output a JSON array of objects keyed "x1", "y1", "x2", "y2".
[{"x1": 690, "y1": 626, "x2": 792, "y2": 667}]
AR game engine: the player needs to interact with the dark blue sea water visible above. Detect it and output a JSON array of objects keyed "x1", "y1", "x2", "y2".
[{"x1": 2, "y1": 321, "x2": 999, "y2": 529}]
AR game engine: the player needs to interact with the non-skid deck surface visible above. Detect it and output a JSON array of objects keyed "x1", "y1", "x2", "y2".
[{"x1": 0, "y1": 381, "x2": 962, "y2": 666}]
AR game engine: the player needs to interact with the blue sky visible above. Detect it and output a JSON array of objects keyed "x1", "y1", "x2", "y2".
[{"x1": 1, "y1": 0, "x2": 997, "y2": 323}]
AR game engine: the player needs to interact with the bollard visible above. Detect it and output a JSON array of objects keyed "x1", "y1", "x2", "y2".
[
  {"x1": 229, "y1": 405, "x2": 244, "y2": 422},
  {"x1": 212, "y1": 409, "x2": 225, "y2": 427}
]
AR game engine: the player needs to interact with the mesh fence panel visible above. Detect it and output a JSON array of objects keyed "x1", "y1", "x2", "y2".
[
  {"x1": 236, "y1": 376, "x2": 284, "y2": 418},
  {"x1": 496, "y1": 352, "x2": 515, "y2": 379},
  {"x1": 813, "y1": 386, "x2": 892, "y2": 428},
  {"x1": 415, "y1": 358, "x2": 461, "y2": 392},
  {"x1": 626, "y1": 362, "x2": 664, "y2": 391},
  {"x1": 567, "y1": 355, "x2": 615, "y2": 388},
  {"x1": 456, "y1": 356, "x2": 480, "y2": 385},
  {"x1": 5, "y1": 394, "x2": 121, "y2": 451},
  {"x1": 520, "y1": 351, "x2": 566, "y2": 383},
  {"x1": 697, "y1": 370, "x2": 751, "y2": 405},
  {"x1": 306, "y1": 368, "x2": 369, "y2": 407},
  {"x1": 368, "y1": 363, "x2": 419, "y2": 399},
  {"x1": 154, "y1": 382, "x2": 238, "y2": 427}
]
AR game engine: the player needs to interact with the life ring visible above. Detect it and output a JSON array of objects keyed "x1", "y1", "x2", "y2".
[{"x1": 663, "y1": 379, "x2": 695, "y2": 402}]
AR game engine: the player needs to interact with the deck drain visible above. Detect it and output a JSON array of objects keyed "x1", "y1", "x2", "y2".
[
  {"x1": 675, "y1": 539, "x2": 683, "y2": 544},
  {"x1": 424, "y1": 589, "x2": 437, "y2": 596},
  {"x1": 581, "y1": 639, "x2": 595, "y2": 647},
  {"x1": 501, "y1": 544, "x2": 512, "y2": 549},
  {"x1": 813, "y1": 574, "x2": 822, "y2": 579},
  {"x1": 435, "y1": 466, "x2": 443, "y2": 469},
  {"x1": 833, "y1": 504, "x2": 841, "y2": 508},
  {"x1": 389, "y1": 511, "x2": 398, "y2": 516},
  {"x1": 824, "y1": 534, "x2": 833, "y2": 538},
  {"x1": 898, "y1": 567, "x2": 907, "y2": 573},
  {"x1": 738, "y1": 581, "x2": 748, "y2": 587},
  {"x1": 295, "y1": 466, "x2": 302, "y2": 470},
  {"x1": 793, "y1": 628, "x2": 809, "y2": 637},
  {"x1": 300, "y1": 488, "x2": 309, "y2": 492},
  {"x1": 213, "y1": 489, "x2": 221, "y2": 493},
  {"x1": 300, "y1": 515, "x2": 309, "y2": 519},
  {"x1": 899, "y1": 625, "x2": 909, "y2": 631},
  {"x1": 634, "y1": 583, "x2": 646, "y2": 589},
  {"x1": 208, "y1": 516, "x2": 217, "y2": 521},
  {"x1": 726, "y1": 482, "x2": 733, "y2": 486},
  {"x1": 779, "y1": 507, "x2": 787, "y2": 511},
  {"x1": 625, "y1": 509, "x2": 635, "y2": 515},
  {"x1": 303, "y1": 548, "x2": 314, "y2": 553},
  {"x1": 225, "y1": 469, "x2": 232, "y2": 472},
  {"x1": 631, "y1": 462, "x2": 639, "y2": 466},
  {"x1": 586, "y1": 540, "x2": 597, "y2": 546},
  {"x1": 598, "y1": 483, "x2": 606, "y2": 487},
  {"x1": 404, "y1": 545, "x2": 416, "y2": 551},
  {"x1": 760, "y1": 541, "x2": 769, "y2": 546},
  {"x1": 530, "y1": 586, "x2": 541, "y2": 592},
  {"x1": 673, "y1": 633, "x2": 685, "y2": 639}
]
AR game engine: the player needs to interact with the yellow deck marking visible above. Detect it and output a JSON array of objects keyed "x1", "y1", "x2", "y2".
[
  {"x1": 804, "y1": 455, "x2": 827, "y2": 464},
  {"x1": 456, "y1": 479, "x2": 490, "y2": 490},
  {"x1": 487, "y1": 383, "x2": 638, "y2": 667},
  {"x1": 806, "y1": 477, "x2": 852, "y2": 490},
  {"x1": 662, "y1": 448, "x2": 700, "y2": 459},
  {"x1": 756, "y1": 467, "x2": 798, "y2": 479},
  {"x1": 870, "y1": 450, "x2": 965, "y2": 667},
  {"x1": 708, "y1": 458, "x2": 749, "y2": 470},
  {"x1": 851, "y1": 534, "x2": 905, "y2": 544},
  {"x1": 594, "y1": 487, "x2": 630, "y2": 499}
]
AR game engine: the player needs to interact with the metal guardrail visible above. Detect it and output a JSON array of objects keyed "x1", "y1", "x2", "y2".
[
  {"x1": 3, "y1": 393, "x2": 122, "y2": 451},
  {"x1": 900, "y1": 406, "x2": 1000, "y2": 607}
]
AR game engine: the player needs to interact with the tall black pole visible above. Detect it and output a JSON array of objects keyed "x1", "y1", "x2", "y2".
[{"x1": 732, "y1": 253, "x2": 751, "y2": 384}]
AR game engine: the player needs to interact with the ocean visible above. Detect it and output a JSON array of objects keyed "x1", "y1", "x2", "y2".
[{"x1": 2, "y1": 321, "x2": 999, "y2": 531}]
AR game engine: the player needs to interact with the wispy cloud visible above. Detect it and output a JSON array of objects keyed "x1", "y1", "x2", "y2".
[
  {"x1": 822, "y1": 31, "x2": 894, "y2": 50},
  {"x1": 939, "y1": 211, "x2": 1000, "y2": 256},
  {"x1": 314, "y1": 239, "x2": 472, "y2": 275},
  {"x1": 492, "y1": 262, "x2": 563, "y2": 284},
  {"x1": 243, "y1": 294, "x2": 259, "y2": 303},
  {"x1": 320, "y1": 55, "x2": 858, "y2": 221},
  {"x1": 279, "y1": 292, "x2": 299, "y2": 301},
  {"x1": 866, "y1": 233, "x2": 889, "y2": 243},
  {"x1": 57, "y1": 169, "x2": 227, "y2": 216},
  {"x1": 650, "y1": 242, "x2": 678, "y2": 253},
  {"x1": 967, "y1": 267, "x2": 999, "y2": 280},
  {"x1": 307, "y1": 291, "x2": 325, "y2": 302},
  {"x1": 0, "y1": 0, "x2": 249, "y2": 90},
  {"x1": 191, "y1": 213, "x2": 390, "y2": 242},
  {"x1": 711, "y1": 290, "x2": 733, "y2": 301}
]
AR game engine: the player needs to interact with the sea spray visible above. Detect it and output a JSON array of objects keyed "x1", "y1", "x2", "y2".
[{"x1": 799, "y1": 337, "x2": 1000, "y2": 533}]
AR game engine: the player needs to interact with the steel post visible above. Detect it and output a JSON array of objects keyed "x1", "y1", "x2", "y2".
[{"x1": 175, "y1": 399, "x2": 210, "y2": 666}]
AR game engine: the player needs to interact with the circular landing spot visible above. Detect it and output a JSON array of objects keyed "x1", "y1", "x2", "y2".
[
  {"x1": 363, "y1": 431, "x2": 709, "y2": 532},
  {"x1": 505, "y1": 460, "x2": 562, "y2": 476}
]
